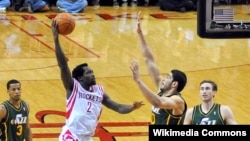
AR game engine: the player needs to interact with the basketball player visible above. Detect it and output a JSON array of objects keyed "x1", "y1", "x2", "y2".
[
  {"x1": 130, "y1": 12, "x2": 187, "y2": 125},
  {"x1": 183, "y1": 80, "x2": 237, "y2": 125},
  {"x1": 51, "y1": 20, "x2": 144, "y2": 141},
  {"x1": 0, "y1": 79, "x2": 32, "y2": 141}
]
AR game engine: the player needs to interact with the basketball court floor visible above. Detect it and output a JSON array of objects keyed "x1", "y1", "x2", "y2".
[{"x1": 0, "y1": 3, "x2": 250, "y2": 141}]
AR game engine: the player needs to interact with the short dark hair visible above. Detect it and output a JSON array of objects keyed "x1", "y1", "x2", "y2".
[
  {"x1": 7, "y1": 79, "x2": 21, "y2": 90},
  {"x1": 171, "y1": 69, "x2": 187, "y2": 92},
  {"x1": 72, "y1": 63, "x2": 88, "y2": 80},
  {"x1": 200, "y1": 80, "x2": 217, "y2": 91}
]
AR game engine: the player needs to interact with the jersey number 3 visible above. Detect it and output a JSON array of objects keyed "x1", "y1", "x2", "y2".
[{"x1": 16, "y1": 125, "x2": 23, "y2": 136}]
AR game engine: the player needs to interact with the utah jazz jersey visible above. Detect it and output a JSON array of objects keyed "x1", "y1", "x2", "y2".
[
  {"x1": 0, "y1": 100, "x2": 29, "y2": 141},
  {"x1": 191, "y1": 103, "x2": 224, "y2": 125},
  {"x1": 151, "y1": 93, "x2": 187, "y2": 125}
]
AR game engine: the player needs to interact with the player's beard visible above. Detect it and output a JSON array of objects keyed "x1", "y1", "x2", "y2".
[{"x1": 160, "y1": 84, "x2": 171, "y2": 93}]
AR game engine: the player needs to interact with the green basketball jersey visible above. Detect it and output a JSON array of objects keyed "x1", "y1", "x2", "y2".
[
  {"x1": 0, "y1": 100, "x2": 29, "y2": 141},
  {"x1": 151, "y1": 93, "x2": 187, "y2": 125},
  {"x1": 191, "y1": 103, "x2": 224, "y2": 125}
]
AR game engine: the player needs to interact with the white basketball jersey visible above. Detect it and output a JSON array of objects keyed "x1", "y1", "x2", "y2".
[{"x1": 63, "y1": 79, "x2": 104, "y2": 136}]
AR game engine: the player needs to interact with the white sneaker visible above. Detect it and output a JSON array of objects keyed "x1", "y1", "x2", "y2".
[
  {"x1": 18, "y1": 3, "x2": 33, "y2": 13},
  {"x1": 57, "y1": 7, "x2": 67, "y2": 13},
  {"x1": 131, "y1": 1, "x2": 137, "y2": 7},
  {"x1": 0, "y1": 7, "x2": 6, "y2": 13},
  {"x1": 113, "y1": 1, "x2": 119, "y2": 8},
  {"x1": 93, "y1": 0, "x2": 100, "y2": 9},
  {"x1": 122, "y1": 2, "x2": 128, "y2": 7},
  {"x1": 27, "y1": 2, "x2": 33, "y2": 13}
]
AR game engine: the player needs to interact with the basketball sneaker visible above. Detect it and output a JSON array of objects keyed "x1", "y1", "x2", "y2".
[
  {"x1": 19, "y1": 2, "x2": 33, "y2": 13},
  {"x1": 57, "y1": 7, "x2": 67, "y2": 13},
  {"x1": 93, "y1": 0, "x2": 100, "y2": 9},
  {"x1": 131, "y1": 1, "x2": 137, "y2": 7},
  {"x1": 0, "y1": 7, "x2": 6, "y2": 13},
  {"x1": 113, "y1": 1, "x2": 119, "y2": 8},
  {"x1": 122, "y1": 1, "x2": 128, "y2": 7}
]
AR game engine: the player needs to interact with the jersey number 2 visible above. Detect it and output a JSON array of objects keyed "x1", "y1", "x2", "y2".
[{"x1": 87, "y1": 102, "x2": 92, "y2": 112}]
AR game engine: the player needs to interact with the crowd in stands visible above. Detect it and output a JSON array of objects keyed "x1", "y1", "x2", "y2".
[{"x1": 0, "y1": 0, "x2": 248, "y2": 14}]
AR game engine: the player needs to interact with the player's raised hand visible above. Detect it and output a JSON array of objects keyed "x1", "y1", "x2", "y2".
[
  {"x1": 130, "y1": 60, "x2": 140, "y2": 82},
  {"x1": 51, "y1": 20, "x2": 59, "y2": 41},
  {"x1": 137, "y1": 11, "x2": 142, "y2": 34},
  {"x1": 132, "y1": 101, "x2": 145, "y2": 110}
]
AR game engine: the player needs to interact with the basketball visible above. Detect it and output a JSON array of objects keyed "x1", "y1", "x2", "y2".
[{"x1": 54, "y1": 13, "x2": 75, "y2": 35}]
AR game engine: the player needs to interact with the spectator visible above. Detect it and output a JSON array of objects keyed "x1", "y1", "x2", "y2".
[
  {"x1": 0, "y1": 0, "x2": 11, "y2": 13},
  {"x1": 158, "y1": 0, "x2": 196, "y2": 12},
  {"x1": 19, "y1": 0, "x2": 50, "y2": 13},
  {"x1": 57, "y1": 0, "x2": 88, "y2": 13}
]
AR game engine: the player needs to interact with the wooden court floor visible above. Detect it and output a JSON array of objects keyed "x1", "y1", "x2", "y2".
[{"x1": 0, "y1": 4, "x2": 250, "y2": 141}]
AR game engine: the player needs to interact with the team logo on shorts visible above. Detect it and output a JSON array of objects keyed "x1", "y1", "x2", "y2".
[{"x1": 62, "y1": 130, "x2": 78, "y2": 141}]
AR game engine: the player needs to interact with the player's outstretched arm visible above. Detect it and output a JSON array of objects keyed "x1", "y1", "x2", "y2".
[
  {"x1": 51, "y1": 20, "x2": 73, "y2": 97},
  {"x1": 102, "y1": 93, "x2": 144, "y2": 114},
  {"x1": 136, "y1": 12, "x2": 162, "y2": 88},
  {"x1": 130, "y1": 60, "x2": 182, "y2": 109}
]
